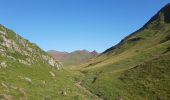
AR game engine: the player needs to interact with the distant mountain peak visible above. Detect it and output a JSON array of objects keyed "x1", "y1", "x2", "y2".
[
  {"x1": 90, "y1": 50, "x2": 98, "y2": 56},
  {"x1": 48, "y1": 50, "x2": 98, "y2": 66}
]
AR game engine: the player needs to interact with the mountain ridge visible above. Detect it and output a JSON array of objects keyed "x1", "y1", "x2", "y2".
[
  {"x1": 74, "y1": 3, "x2": 170, "y2": 100},
  {"x1": 48, "y1": 49, "x2": 98, "y2": 66},
  {"x1": 103, "y1": 3, "x2": 170, "y2": 55}
]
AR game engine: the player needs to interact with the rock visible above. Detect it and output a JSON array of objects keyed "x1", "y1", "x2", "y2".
[
  {"x1": 0, "y1": 62, "x2": 7, "y2": 68},
  {"x1": 42, "y1": 55, "x2": 60, "y2": 70},
  {"x1": 18, "y1": 59, "x2": 31, "y2": 66},
  {"x1": 0, "y1": 30, "x2": 6, "y2": 35},
  {"x1": 19, "y1": 76, "x2": 32, "y2": 84},
  {"x1": 7, "y1": 56, "x2": 16, "y2": 61},
  {"x1": 42, "y1": 55, "x2": 48, "y2": 61},
  {"x1": 1, "y1": 35, "x2": 12, "y2": 48},
  {"x1": 0, "y1": 49, "x2": 4, "y2": 52},
  {"x1": 61, "y1": 91, "x2": 67, "y2": 96},
  {"x1": 12, "y1": 41, "x2": 21, "y2": 53},
  {"x1": 24, "y1": 77, "x2": 32, "y2": 83},
  {"x1": 27, "y1": 47, "x2": 33, "y2": 53},
  {"x1": 48, "y1": 58, "x2": 55, "y2": 67},
  {"x1": 23, "y1": 51, "x2": 29, "y2": 56},
  {"x1": 49, "y1": 71, "x2": 55, "y2": 77}
]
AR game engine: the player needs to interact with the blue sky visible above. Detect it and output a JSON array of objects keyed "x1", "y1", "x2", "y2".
[{"x1": 0, "y1": 0, "x2": 169, "y2": 52}]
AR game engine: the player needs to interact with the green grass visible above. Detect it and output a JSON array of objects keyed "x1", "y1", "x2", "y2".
[
  {"x1": 0, "y1": 24, "x2": 96, "y2": 100},
  {"x1": 71, "y1": 14, "x2": 170, "y2": 100},
  {"x1": 1, "y1": 4, "x2": 170, "y2": 100},
  {"x1": 0, "y1": 62, "x2": 97, "y2": 100},
  {"x1": 120, "y1": 53, "x2": 170, "y2": 100}
]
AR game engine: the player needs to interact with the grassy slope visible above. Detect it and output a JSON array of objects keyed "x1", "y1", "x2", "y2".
[
  {"x1": 79, "y1": 40, "x2": 170, "y2": 100},
  {"x1": 120, "y1": 53, "x2": 170, "y2": 100},
  {"x1": 1, "y1": 4, "x2": 170, "y2": 100},
  {"x1": 72, "y1": 5, "x2": 170, "y2": 100},
  {"x1": 0, "y1": 62, "x2": 96, "y2": 100},
  {"x1": 0, "y1": 25, "x2": 96, "y2": 100}
]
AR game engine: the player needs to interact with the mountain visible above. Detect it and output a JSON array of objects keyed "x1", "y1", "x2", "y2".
[
  {"x1": 73, "y1": 3, "x2": 170, "y2": 100},
  {"x1": 1, "y1": 3, "x2": 170, "y2": 100},
  {"x1": 0, "y1": 25, "x2": 96, "y2": 99},
  {"x1": 47, "y1": 50, "x2": 69, "y2": 60},
  {"x1": 0, "y1": 24, "x2": 60, "y2": 69},
  {"x1": 48, "y1": 50, "x2": 98, "y2": 66}
]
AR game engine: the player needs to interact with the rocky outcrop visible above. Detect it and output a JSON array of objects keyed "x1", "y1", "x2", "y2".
[{"x1": 0, "y1": 24, "x2": 62, "y2": 69}]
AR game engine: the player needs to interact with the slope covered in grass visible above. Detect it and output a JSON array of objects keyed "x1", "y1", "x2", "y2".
[
  {"x1": 0, "y1": 24, "x2": 96, "y2": 99},
  {"x1": 0, "y1": 63, "x2": 98, "y2": 99},
  {"x1": 120, "y1": 53, "x2": 170, "y2": 100},
  {"x1": 1, "y1": 3, "x2": 170, "y2": 100},
  {"x1": 73, "y1": 3, "x2": 170, "y2": 100}
]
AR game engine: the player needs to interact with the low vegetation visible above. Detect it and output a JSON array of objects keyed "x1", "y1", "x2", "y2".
[
  {"x1": 72, "y1": 4, "x2": 170, "y2": 100},
  {"x1": 0, "y1": 3, "x2": 170, "y2": 100}
]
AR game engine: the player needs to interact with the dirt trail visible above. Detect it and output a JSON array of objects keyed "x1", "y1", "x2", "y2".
[{"x1": 75, "y1": 81, "x2": 103, "y2": 100}]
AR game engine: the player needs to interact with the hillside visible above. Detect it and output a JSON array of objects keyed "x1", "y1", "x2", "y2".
[
  {"x1": 47, "y1": 50, "x2": 69, "y2": 60},
  {"x1": 73, "y1": 3, "x2": 170, "y2": 100},
  {"x1": 1, "y1": 3, "x2": 170, "y2": 100},
  {"x1": 0, "y1": 24, "x2": 96, "y2": 99},
  {"x1": 48, "y1": 50, "x2": 98, "y2": 66}
]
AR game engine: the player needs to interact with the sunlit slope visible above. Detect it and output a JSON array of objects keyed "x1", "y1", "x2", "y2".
[
  {"x1": 0, "y1": 24, "x2": 95, "y2": 99},
  {"x1": 75, "y1": 3, "x2": 170, "y2": 100}
]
